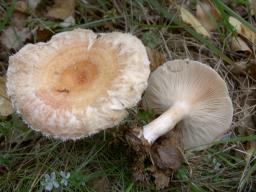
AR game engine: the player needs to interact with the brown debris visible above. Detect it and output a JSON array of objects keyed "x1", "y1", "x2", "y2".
[
  {"x1": 251, "y1": 0, "x2": 256, "y2": 16},
  {"x1": 151, "y1": 128, "x2": 183, "y2": 171},
  {"x1": 46, "y1": 0, "x2": 75, "y2": 20},
  {"x1": 229, "y1": 17, "x2": 256, "y2": 44},
  {"x1": 34, "y1": 27, "x2": 54, "y2": 42},
  {"x1": 152, "y1": 168, "x2": 170, "y2": 190},
  {"x1": 89, "y1": 176, "x2": 110, "y2": 192},
  {"x1": 180, "y1": 6, "x2": 210, "y2": 37},
  {"x1": 247, "y1": 61, "x2": 256, "y2": 79},
  {"x1": 0, "y1": 10, "x2": 32, "y2": 50},
  {"x1": 230, "y1": 36, "x2": 252, "y2": 56},
  {"x1": 15, "y1": 1, "x2": 28, "y2": 13},
  {"x1": 15, "y1": 0, "x2": 41, "y2": 13},
  {"x1": 196, "y1": 0, "x2": 221, "y2": 32},
  {"x1": 126, "y1": 126, "x2": 183, "y2": 189},
  {"x1": 0, "y1": 76, "x2": 14, "y2": 117},
  {"x1": 146, "y1": 47, "x2": 165, "y2": 71}
]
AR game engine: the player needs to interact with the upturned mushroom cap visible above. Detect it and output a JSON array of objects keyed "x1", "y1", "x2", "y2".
[
  {"x1": 142, "y1": 59, "x2": 233, "y2": 150},
  {"x1": 7, "y1": 29, "x2": 150, "y2": 140}
]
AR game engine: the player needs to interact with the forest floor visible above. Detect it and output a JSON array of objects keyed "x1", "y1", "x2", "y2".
[{"x1": 0, "y1": 0, "x2": 256, "y2": 191}]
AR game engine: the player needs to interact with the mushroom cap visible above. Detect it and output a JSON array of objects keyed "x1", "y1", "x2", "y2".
[
  {"x1": 142, "y1": 59, "x2": 233, "y2": 150},
  {"x1": 7, "y1": 29, "x2": 150, "y2": 140}
]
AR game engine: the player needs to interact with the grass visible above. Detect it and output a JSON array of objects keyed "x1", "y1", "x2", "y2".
[
  {"x1": 0, "y1": 0, "x2": 15, "y2": 32},
  {"x1": 0, "y1": 0, "x2": 256, "y2": 191},
  {"x1": 0, "y1": 115, "x2": 136, "y2": 191}
]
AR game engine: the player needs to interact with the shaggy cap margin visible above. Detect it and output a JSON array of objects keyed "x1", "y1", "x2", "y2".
[{"x1": 7, "y1": 29, "x2": 150, "y2": 140}]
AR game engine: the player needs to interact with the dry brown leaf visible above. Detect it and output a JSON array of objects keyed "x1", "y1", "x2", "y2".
[
  {"x1": 196, "y1": 1, "x2": 220, "y2": 31},
  {"x1": 232, "y1": 60, "x2": 256, "y2": 77},
  {"x1": 250, "y1": 0, "x2": 256, "y2": 16},
  {"x1": 11, "y1": 11, "x2": 28, "y2": 29},
  {"x1": 15, "y1": 0, "x2": 28, "y2": 13},
  {"x1": 0, "y1": 11, "x2": 31, "y2": 50},
  {"x1": 231, "y1": 36, "x2": 252, "y2": 54},
  {"x1": 59, "y1": 16, "x2": 75, "y2": 27},
  {"x1": 27, "y1": 0, "x2": 42, "y2": 12},
  {"x1": 231, "y1": 61, "x2": 249, "y2": 74},
  {"x1": 180, "y1": 6, "x2": 210, "y2": 37},
  {"x1": 126, "y1": 125, "x2": 183, "y2": 189},
  {"x1": 151, "y1": 128, "x2": 183, "y2": 171},
  {"x1": 146, "y1": 47, "x2": 165, "y2": 71},
  {"x1": 0, "y1": 26, "x2": 31, "y2": 50},
  {"x1": 229, "y1": 17, "x2": 256, "y2": 44},
  {"x1": 15, "y1": 0, "x2": 41, "y2": 13},
  {"x1": 34, "y1": 27, "x2": 53, "y2": 42},
  {"x1": 0, "y1": 77, "x2": 14, "y2": 117},
  {"x1": 46, "y1": 0, "x2": 75, "y2": 20},
  {"x1": 153, "y1": 170, "x2": 170, "y2": 190}
]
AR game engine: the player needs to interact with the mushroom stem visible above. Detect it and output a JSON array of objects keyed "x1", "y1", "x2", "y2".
[{"x1": 141, "y1": 101, "x2": 189, "y2": 144}]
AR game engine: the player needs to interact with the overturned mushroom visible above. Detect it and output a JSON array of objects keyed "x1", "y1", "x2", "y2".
[
  {"x1": 141, "y1": 59, "x2": 233, "y2": 150},
  {"x1": 7, "y1": 29, "x2": 150, "y2": 140}
]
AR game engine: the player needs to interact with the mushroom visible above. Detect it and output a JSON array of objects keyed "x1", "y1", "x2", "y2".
[
  {"x1": 141, "y1": 59, "x2": 233, "y2": 150},
  {"x1": 6, "y1": 28, "x2": 150, "y2": 140}
]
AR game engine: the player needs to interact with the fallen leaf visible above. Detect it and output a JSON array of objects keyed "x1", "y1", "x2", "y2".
[
  {"x1": 151, "y1": 128, "x2": 183, "y2": 171},
  {"x1": 229, "y1": 17, "x2": 256, "y2": 44},
  {"x1": 231, "y1": 61, "x2": 249, "y2": 74},
  {"x1": 231, "y1": 36, "x2": 251, "y2": 55},
  {"x1": 10, "y1": 11, "x2": 27, "y2": 32},
  {"x1": 146, "y1": 47, "x2": 165, "y2": 71},
  {"x1": 250, "y1": 0, "x2": 256, "y2": 16},
  {"x1": 46, "y1": 0, "x2": 75, "y2": 20},
  {"x1": 15, "y1": 0, "x2": 28, "y2": 13},
  {"x1": 15, "y1": 0, "x2": 41, "y2": 13},
  {"x1": 59, "y1": 16, "x2": 75, "y2": 28},
  {"x1": 196, "y1": 0, "x2": 220, "y2": 32},
  {"x1": 231, "y1": 58, "x2": 256, "y2": 75},
  {"x1": 180, "y1": 6, "x2": 210, "y2": 37},
  {"x1": 0, "y1": 77, "x2": 13, "y2": 117},
  {"x1": 153, "y1": 170, "x2": 170, "y2": 190},
  {"x1": 126, "y1": 126, "x2": 183, "y2": 189},
  {"x1": 0, "y1": 11, "x2": 32, "y2": 50},
  {"x1": 33, "y1": 27, "x2": 53, "y2": 42},
  {"x1": 27, "y1": 0, "x2": 42, "y2": 12},
  {"x1": 132, "y1": 164, "x2": 149, "y2": 185},
  {"x1": 0, "y1": 26, "x2": 31, "y2": 50},
  {"x1": 103, "y1": 22, "x2": 114, "y2": 30}
]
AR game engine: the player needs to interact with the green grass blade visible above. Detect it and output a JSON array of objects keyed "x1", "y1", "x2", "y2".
[
  {"x1": 146, "y1": 0, "x2": 233, "y2": 64},
  {"x1": 0, "y1": 0, "x2": 16, "y2": 32},
  {"x1": 213, "y1": 0, "x2": 256, "y2": 33}
]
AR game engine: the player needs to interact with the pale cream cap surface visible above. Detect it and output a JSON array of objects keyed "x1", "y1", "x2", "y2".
[
  {"x1": 7, "y1": 29, "x2": 150, "y2": 140},
  {"x1": 143, "y1": 59, "x2": 233, "y2": 150}
]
